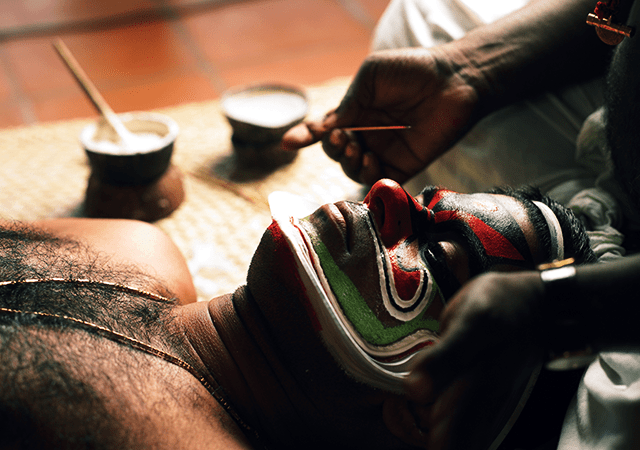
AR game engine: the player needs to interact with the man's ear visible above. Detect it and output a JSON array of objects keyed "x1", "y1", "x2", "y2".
[{"x1": 382, "y1": 396, "x2": 430, "y2": 448}]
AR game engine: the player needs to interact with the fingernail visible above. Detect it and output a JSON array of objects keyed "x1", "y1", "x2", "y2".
[
  {"x1": 329, "y1": 129, "x2": 342, "y2": 146},
  {"x1": 322, "y1": 114, "x2": 338, "y2": 131},
  {"x1": 345, "y1": 142, "x2": 357, "y2": 159}
]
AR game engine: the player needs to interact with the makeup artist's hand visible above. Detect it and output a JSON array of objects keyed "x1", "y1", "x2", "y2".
[
  {"x1": 405, "y1": 271, "x2": 545, "y2": 450},
  {"x1": 281, "y1": 46, "x2": 482, "y2": 185}
]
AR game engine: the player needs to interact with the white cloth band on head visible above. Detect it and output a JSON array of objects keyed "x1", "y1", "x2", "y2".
[{"x1": 532, "y1": 201, "x2": 564, "y2": 262}]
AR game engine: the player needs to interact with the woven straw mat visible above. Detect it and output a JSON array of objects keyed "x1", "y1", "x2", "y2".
[{"x1": 0, "y1": 77, "x2": 364, "y2": 301}]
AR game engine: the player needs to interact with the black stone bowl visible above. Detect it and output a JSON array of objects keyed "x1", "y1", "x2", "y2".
[
  {"x1": 221, "y1": 84, "x2": 308, "y2": 144},
  {"x1": 80, "y1": 113, "x2": 179, "y2": 186}
]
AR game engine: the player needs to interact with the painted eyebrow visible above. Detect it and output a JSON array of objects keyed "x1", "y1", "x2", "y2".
[
  {"x1": 415, "y1": 187, "x2": 501, "y2": 282},
  {"x1": 432, "y1": 220, "x2": 489, "y2": 276},
  {"x1": 418, "y1": 186, "x2": 440, "y2": 205}
]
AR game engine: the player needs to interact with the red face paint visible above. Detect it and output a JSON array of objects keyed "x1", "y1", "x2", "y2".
[
  {"x1": 364, "y1": 178, "x2": 429, "y2": 248},
  {"x1": 425, "y1": 189, "x2": 533, "y2": 266},
  {"x1": 263, "y1": 191, "x2": 443, "y2": 393},
  {"x1": 364, "y1": 179, "x2": 432, "y2": 301},
  {"x1": 389, "y1": 251, "x2": 422, "y2": 301},
  {"x1": 266, "y1": 220, "x2": 322, "y2": 332}
]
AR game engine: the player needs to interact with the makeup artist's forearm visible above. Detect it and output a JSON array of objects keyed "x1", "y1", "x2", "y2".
[
  {"x1": 446, "y1": 0, "x2": 617, "y2": 115},
  {"x1": 574, "y1": 254, "x2": 640, "y2": 346},
  {"x1": 575, "y1": 253, "x2": 640, "y2": 294},
  {"x1": 603, "y1": 11, "x2": 640, "y2": 200}
]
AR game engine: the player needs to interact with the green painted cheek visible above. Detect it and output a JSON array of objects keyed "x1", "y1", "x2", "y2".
[{"x1": 311, "y1": 240, "x2": 439, "y2": 346}]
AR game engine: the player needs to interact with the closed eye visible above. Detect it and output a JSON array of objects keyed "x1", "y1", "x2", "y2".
[{"x1": 420, "y1": 239, "x2": 461, "y2": 300}]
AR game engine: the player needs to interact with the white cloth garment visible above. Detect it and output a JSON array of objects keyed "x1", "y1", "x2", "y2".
[
  {"x1": 558, "y1": 351, "x2": 640, "y2": 449},
  {"x1": 368, "y1": 1, "x2": 640, "y2": 448}
]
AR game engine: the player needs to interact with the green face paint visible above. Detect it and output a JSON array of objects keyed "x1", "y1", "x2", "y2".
[{"x1": 311, "y1": 239, "x2": 439, "y2": 347}]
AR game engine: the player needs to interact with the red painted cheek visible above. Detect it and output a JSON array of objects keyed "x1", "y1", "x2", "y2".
[{"x1": 389, "y1": 252, "x2": 422, "y2": 300}]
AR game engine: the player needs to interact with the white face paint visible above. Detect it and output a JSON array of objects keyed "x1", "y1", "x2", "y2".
[{"x1": 268, "y1": 191, "x2": 444, "y2": 393}]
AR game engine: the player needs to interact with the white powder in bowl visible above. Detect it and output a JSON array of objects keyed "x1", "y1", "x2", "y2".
[
  {"x1": 222, "y1": 89, "x2": 308, "y2": 128},
  {"x1": 91, "y1": 132, "x2": 165, "y2": 155}
]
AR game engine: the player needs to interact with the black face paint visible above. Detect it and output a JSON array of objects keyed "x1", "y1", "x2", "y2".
[{"x1": 420, "y1": 188, "x2": 535, "y2": 273}]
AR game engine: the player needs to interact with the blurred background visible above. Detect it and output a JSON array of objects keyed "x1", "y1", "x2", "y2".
[{"x1": 0, "y1": 0, "x2": 388, "y2": 129}]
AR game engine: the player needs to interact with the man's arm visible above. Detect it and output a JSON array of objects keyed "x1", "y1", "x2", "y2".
[
  {"x1": 452, "y1": 0, "x2": 625, "y2": 115},
  {"x1": 605, "y1": 3, "x2": 640, "y2": 207},
  {"x1": 283, "y1": 0, "x2": 624, "y2": 185},
  {"x1": 569, "y1": 253, "x2": 640, "y2": 347},
  {"x1": 32, "y1": 218, "x2": 198, "y2": 304}
]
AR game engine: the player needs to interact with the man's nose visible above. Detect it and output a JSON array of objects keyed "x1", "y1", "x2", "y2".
[{"x1": 363, "y1": 179, "x2": 424, "y2": 248}]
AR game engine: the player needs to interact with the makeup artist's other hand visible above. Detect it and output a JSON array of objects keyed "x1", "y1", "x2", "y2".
[
  {"x1": 281, "y1": 46, "x2": 482, "y2": 185},
  {"x1": 405, "y1": 272, "x2": 545, "y2": 450}
]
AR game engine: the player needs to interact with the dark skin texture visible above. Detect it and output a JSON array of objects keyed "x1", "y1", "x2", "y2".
[
  {"x1": 394, "y1": 3, "x2": 640, "y2": 449},
  {"x1": 6, "y1": 216, "x2": 411, "y2": 449},
  {"x1": 250, "y1": 179, "x2": 569, "y2": 449},
  {"x1": 282, "y1": 46, "x2": 480, "y2": 183}
]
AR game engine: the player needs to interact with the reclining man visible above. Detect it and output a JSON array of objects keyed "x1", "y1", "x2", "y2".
[{"x1": 0, "y1": 179, "x2": 594, "y2": 449}]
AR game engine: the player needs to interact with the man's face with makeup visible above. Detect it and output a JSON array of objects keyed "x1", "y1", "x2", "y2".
[
  {"x1": 248, "y1": 178, "x2": 552, "y2": 396},
  {"x1": 271, "y1": 179, "x2": 547, "y2": 357},
  {"x1": 244, "y1": 179, "x2": 553, "y2": 447}
]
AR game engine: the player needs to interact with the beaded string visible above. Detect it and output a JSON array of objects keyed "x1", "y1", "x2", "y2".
[{"x1": 0, "y1": 278, "x2": 261, "y2": 444}]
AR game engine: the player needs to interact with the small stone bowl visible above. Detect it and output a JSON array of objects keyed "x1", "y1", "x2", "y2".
[
  {"x1": 221, "y1": 84, "x2": 308, "y2": 144},
  {"x1": 80, "y1": 112, "x2": 179, "y2": 186}
]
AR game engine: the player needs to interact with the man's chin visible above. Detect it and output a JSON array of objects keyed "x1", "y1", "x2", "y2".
[
  {"x1": 246, "y1": 220, "x2": 322, "y2": 334},
  {"x1": 246, "y1": 221, "x2": 409, "y2": 449},
  {"x1": 248, "y1": 222, "x2": 382, "y2": 390}
]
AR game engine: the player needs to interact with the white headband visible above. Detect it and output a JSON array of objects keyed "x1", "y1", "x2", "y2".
[{"x1": 532, "y1": 201, "x2": 564, "y2": 261}]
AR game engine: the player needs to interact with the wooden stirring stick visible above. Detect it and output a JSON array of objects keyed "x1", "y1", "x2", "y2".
[
  {"x1": 53, "y1": 38, "x2": 141, "y2": 148},
  {"x1": 342, "y1": 125, "x2": 411, "y2": 131}
]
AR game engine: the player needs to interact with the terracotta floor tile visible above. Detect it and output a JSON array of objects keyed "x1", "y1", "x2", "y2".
[
  {"x1": 1, "y1": 38, "x2": 83, "y2": 96},
  {"x1": 160, "y1": 0, "x2": 209, "y2": 5},
  {"x1": 0, "y1": 0, "x2": 385, "y2": 127},
  {"x1": 0, "y1": 57, "x2": 14, "y2": 103},
  {"x1": 3, "y1": 21, "x2": 199, "y2": 95},
  {"x1": 96, "y1": 72, "x2": 220, "y2": 113},
  {"x1": 31, "y1": 89, "x2": 100, "y2": 123},
  {"x1": 31, "y1": 70, "x2": 219, "y2": 123},
  {"x1": 57, "y1": 22, "x2": 198, "y2": 84},
  {"x1": 0, "y1": 101, "x2": 27, "y2": 128},
  {"x1": 219, "y1": 44, "x2": 366, "y2": 90},
  {"x1": 159, "y1": 0, "x2": 212, "y2": 6},
  {"x1": 183, "y1": 0, "x2": 372, "y2": 68},
  {"x1": 0, "y1": 0, "x2": 156, "y2": 31}
]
